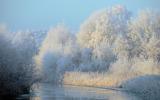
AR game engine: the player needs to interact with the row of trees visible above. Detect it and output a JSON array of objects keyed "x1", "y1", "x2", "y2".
[
  {"x1": 1, "y1": 5, "x2": 159, "y2": 96},
  {"x1": 35, "y1": 5, "x2": 160, "y2": 83}
]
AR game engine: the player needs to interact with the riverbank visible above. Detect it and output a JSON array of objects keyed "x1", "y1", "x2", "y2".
[
  {"x1": 64, "y1": 72, "x2": 160, "y2": 100},
  {"x1": 63, "y1": 71, "x2": 135, "y2": 87}
]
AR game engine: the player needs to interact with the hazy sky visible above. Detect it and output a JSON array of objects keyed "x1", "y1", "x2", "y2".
[{"x1": 0, "y1": 0, "x2": 160, "y2": 31}]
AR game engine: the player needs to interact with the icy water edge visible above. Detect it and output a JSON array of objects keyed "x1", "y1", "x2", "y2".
[{"x1": 17, "y1": 83, "x2": 142, "y2": 100}]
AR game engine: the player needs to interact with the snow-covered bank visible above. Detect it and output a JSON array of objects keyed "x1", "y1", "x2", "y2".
[{"x1": 121, "y1": 75, "x2": 160, "y2": 100}]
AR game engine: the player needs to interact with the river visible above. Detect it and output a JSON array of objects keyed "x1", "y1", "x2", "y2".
[{"x1": 17, "y1": 83, "x2": 142, "y2": 100}]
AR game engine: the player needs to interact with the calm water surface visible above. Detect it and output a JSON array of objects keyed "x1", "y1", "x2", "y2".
[{"x1": 17, "y1": 83, "x2": 142, "y2": 100}]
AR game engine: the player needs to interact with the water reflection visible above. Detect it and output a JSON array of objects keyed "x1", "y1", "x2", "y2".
[{"x1": 17, "y1": 83, "x2": 141, "y2": 100}]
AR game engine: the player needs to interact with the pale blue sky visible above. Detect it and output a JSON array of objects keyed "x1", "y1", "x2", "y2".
[{"x1": 0, "y1": 0, "x2": 160, "y2": 31}]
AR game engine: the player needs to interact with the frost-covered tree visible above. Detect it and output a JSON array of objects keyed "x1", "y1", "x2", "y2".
[
  {"x1": 108, "y1": 10, "x2": 160, "y2": 85},
  {"x1": 12, "y1": 31, "x2": 37, "y2": 62},
  {"x1": 128, "y1": 10, "x2": 160, "y2": 61},
  {"x1": 12, "y1": 30, "x2": 39, "y2": 83},
  {"x1": 77, "y1": 5, "x2": 131, "y2": 48},
  {"x1": 0, "y1": 28, "x2": 38, "y2": 96},
  {"x1": 91, "y1": 41, "x2": 116, "y2": 71},
  {"x1": 35, "y1": 24, "x2": 78, "y2": 82},
  {"x1": 0, "y1": 32, "x2": 18, "y2": 96},
  {"x1": 77, "y1": 5, "x2": 130, "y2": 71},
  {"x1": 77, "y1": 48, "x2": 93, "y2": 71}
]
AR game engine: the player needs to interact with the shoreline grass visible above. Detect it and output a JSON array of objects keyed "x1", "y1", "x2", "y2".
[{"x1": 63, "y1": 71, "x2": 132, "y2": 87}]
